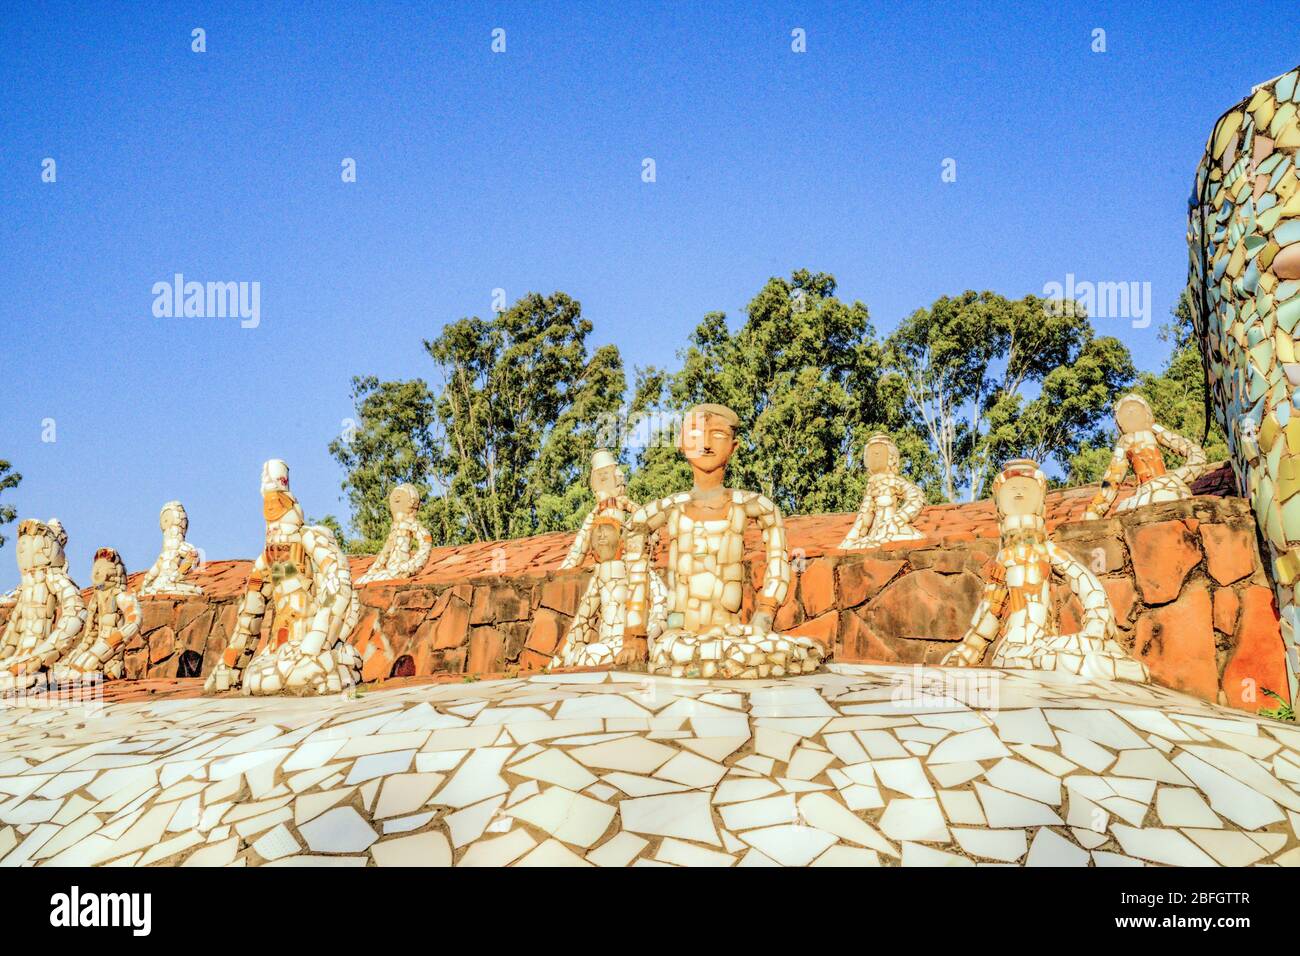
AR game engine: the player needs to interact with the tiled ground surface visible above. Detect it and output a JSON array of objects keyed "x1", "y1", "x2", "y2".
[{"x1": 1, "y1": 662, "x2": 1298, "y2": 867}]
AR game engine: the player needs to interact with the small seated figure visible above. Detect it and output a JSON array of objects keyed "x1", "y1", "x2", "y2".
[
  {"x1": 549, "y1": 509, "x2": 667, "y2": 669},
  {"x1": 1083, "y1": 394, "x2": 1208, "y2": 520},
  {"x1": 204, "y1": 460, "x2": 362, "y2": 696},
  {"x1": 356, "y1": 484, "x2": 433, "y2": 584},
  {"x1": 943, "y1": 459, "x2": 1149, "y2": 683},
  {"x1": 52, "y1": 548, "x2": 140, "y2": 682},
  {"x1": 559, "y1": 449, "x2": 638, "y2": 570},
  {"x1": 839, "y1": 433, "x2": 926, "y2": 549},
  {"x1": 622, "y1": 404, "x2": 827, "y2": 679},
  {"x1": 138, "y1": 500, "x2": 204, "y2": 596},
  {"x1": 0, "y1": 519, "x2": 86, "y2": 690}
]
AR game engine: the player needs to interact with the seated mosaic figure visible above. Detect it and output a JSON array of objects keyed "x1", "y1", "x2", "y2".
[
  {"x1": 943, "y1": 459, "x2": 1149, "y2": 683},
  {"x1": 622, "y1": 404, "x2": 827, "y2": 678},
  {"x1": 356, "y1": 483, "x2": 433, "y2": 584},
  {"x1": 204, "y1": 460, "x2": 362, "y2": 696},
  {"x1": 839, "y1": 433, "x2": 926, "y2": 549},
  {"x1": 52, "y1": 547, "x2": 140, "y2": 682},
  {"x1": 0, "y1": 518, "x2": 86, "y2": 691},
  {"x1": 138, "y1": 500, "x2": 204, "y2": 596},
  {"x1": 1083, "y1": 393, "x2": 1208, "y2": 520},
  {"x1": 549, "y1": 508, "x2": 667, "y2": 669},
  {"x1": 559, "y1": 449, "x2": 638, "y2": 570}
]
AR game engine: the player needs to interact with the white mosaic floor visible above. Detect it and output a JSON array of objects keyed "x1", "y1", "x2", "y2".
[{"x1": 1, "y1": 664, "x2": 1299, "y2": 866}]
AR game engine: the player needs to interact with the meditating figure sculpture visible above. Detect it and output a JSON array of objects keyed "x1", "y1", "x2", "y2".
[
  {"x1": 0, "y1": 518, "x2": 86, "y2": 690},
  {"x1": 138, "y1": 500, "x2": 204, "y2": 596},
  {"x1": 839, "y1": 433, "x2": 926, "y2": 549},
  {"x1": 356, "y1": 484, "x2": 433, "y2": 584},
  {"x1": 204, "y1": 460, "x2": 362, "y2": 696},
  {"x1": 549, "y1": 508, "x2": 667, "y2": 669},
  {"x1": 943, "y1": 459, "x2": 1149, "y2": 682},
  {"x1": 1082, "y1": 394, "x2": 1208, "y2": 520},
  {"x1": 621, "y1": 404, "x2": 827, "y2": 678},
  {"x1": 559, "y1": 449, "x2": 637, "y2": 570},
  {"x1": 52, "y1": 547, "x2": 140, "y2": 682}
]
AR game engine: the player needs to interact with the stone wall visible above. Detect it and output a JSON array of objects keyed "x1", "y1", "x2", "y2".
[{"x1": 0, "y1": 468, "x2": 1288, "y2": 713}]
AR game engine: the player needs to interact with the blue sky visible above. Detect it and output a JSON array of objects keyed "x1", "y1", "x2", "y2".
[{"x1": 1, "y1": 0, "x2": 1297, "y2": 587}]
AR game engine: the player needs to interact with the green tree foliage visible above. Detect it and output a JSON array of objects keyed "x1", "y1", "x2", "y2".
[
  {"x1": 885, "y1": 291, "x2": 1135, "y2": 500},
  {"x1": 627, "y1": 270, "x2": 927, "y2": 515},
  {"x1": 330, "y1": 292, "x2": 628, "y2": 547},
  {"x1": 0, "y1": 460, "x2": 19, "y2": 549}
]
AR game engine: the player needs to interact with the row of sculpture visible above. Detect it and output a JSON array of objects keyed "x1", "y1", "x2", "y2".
[{"x1": 0, "y1": 392, "x2": 1205, "y2": 696}]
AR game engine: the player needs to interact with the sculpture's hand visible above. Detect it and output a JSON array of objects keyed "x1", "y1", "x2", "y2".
[
  {"x1": 942, "y1": 641, "x2": 983, "y2": 667},
  {"x1": 204, "y1": 661, "x2": 241, "y2": 693},
  {"x1": 750, "y1": 610, "x2": 774, "y2": 638},
  {"x1": 614, "y1": 636, "x2": 647, "y2": 669}
]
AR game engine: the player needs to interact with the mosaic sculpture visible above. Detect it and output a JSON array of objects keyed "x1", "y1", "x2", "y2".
[
  {"x1": 943, "y1": 459, "x2": 1149, "y2": 682},
  {"x1": 0, "y1": 518, "x2": 86, "y2": 690},
  {"x1": 204, "y1": 460, "x2": 362, "y2": 696},
  {"x1": 51, "y1": 547, "x2": 140, "y2": 682},
  {"x1": 1188, "y1": 64, "x2": 1300, "y2": 697},
  {"x1": 559, "y1": 450, "x2": 637, "y2": 570},
  {"x1": 549, "y1": 508, "x2": 667, "y2": 669},
  {"x1": 839, "y1": 433, "x2": 926, "y2": 549},
  {"x1": 1082, "y1": 394, "x2": 1208, "y2": 520},
  {"x1": 622, "y1": 404, "x2": 826, "y2": 678},
  {"x1": 137, "y1": 500, "x2": 204, "y2": 596},
  {"x1": 355, "y1": 484, "x2": 432, "y2": 584}
]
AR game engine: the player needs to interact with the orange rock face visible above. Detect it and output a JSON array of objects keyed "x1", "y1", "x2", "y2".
[
  {"x1": 1222, "y1": 587, "x2": 1290, "y2": 709},
  {"x1": 1133, "y1": 585, "x2": 1219, "y2": 700},
  {"x1": 1126, "y1": 519, "x2": 1202, "y2": 605}
]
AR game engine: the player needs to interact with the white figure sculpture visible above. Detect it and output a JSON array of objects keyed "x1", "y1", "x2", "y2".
[
  {"x1": 138, "y1": 500, "x2": 204, "y2": 596},
  {"x1": 839, "y1": 433, "x2": 926, "y2": 549},
  {"x1": 0, "y1": 519, "x2": 86, "y2": 690},
  {"x1": 942, "y1": 459, "x2": 1149, "y2": 682},
  {"x1": 52, "y1": 547, "x2": 141, "y2": 682},
  {"x1": 356, "y1": 484, "x2": 433, "y2": 584},
  {"x1": 559, "y1": 449, "x2": 637, "y2": 570},
  {"x1": 204, "y1": 460, "x2": 362, "y2": 696},
  {"x1": 1083, "y1": 394, "x2": 1209, "y2": 520}
]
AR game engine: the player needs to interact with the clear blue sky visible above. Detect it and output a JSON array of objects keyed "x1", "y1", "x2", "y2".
[{"x1": 1, "y1": 0, "x2": 1297, "y2": 587}]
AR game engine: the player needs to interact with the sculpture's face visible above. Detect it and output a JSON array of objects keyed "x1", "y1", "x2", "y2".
[
  {"x1": 389, "y1": 486, "x2": 418, "y2": 517},
  {"x1": 590, "y1": 522, "x2": 620, "y2": 562},
  {"x1": 161, "y1": 504, "x2": 187, "y2": 534},
  {"x1": 1115, "y1": 399, "x2": 1154, "y2": 436},
  {"x1": 865, "y1": 441, "x2": 895, "y2": 475},
  {"x1": 91, "y1": 556, "x2": 117, "y2": 587},
  {"x1": 16, "y1": 525, "x2": 57, "y2": 573},
  {"x1": 590, "y1": 465, "x2": 620, "y2": 498},
  {"x1": 996, "y1": 475, "x2": 1045, "y2": 518},
  {"x1": 263, "y1": 491, "x2": 295, "y2": 523},
  {"x1": 680, "y1": 412, "x2": 737, "y2": 475}
]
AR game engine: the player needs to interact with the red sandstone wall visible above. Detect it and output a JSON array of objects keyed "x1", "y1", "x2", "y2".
[{"x1": 0, "y1": 466, "x2": 1284, "y2": 714}]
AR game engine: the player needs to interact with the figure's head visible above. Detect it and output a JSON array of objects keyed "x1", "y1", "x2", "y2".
[
  {"x1": 589, "y1": 513, "x2": 623, "y2": 562},
  {"x1": 1114, "y1": 394, "x2": 1155, "y2": 436},
  {"x1": 993, "y1": 459, "x2": 1048, "y2": 520},
  {"x1": 864, "y1": 434, "x2": 901, "y2": 475},
  {"x1": 160, "y1": 500, "x2": 188, "y2": 535},
  {"x1": 259, "y1": 459, "x2": 302, "y2": 528},
  {"x1": 389, "y1": 484, "x2": 421, "y2": 517},
  {"x1": 91, "y1": 547, "x2": 128, "y2": 588},
  {"x1": 588, "y1": 449, "x2": 624, "y2": 499},
  {"x1": 679, "y1": 404, "x2": 740, "y2": 477},
  {"x1": 15, "y1": 519, "x2": 63, "y2": 573}
]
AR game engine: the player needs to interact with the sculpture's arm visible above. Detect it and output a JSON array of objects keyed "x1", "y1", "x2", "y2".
[
  {"x1": 0, "y1": 597, "x2": 19, "y2": 660},
  {"x1": 138, "y1": 553, "x2": 163, "y2": 591},
  {"x1": 1083, "y1": 443, "x2": 1129, "y2": 520},
  {"x1": 1048, "y1": 543, "x2": 1114, "y2": 640},
  {"x1": 356, "y1": 527, "x2": 397, "y2": 585},
  {"x1": 747, "y1": 493, "x2": 790, "y2": 624},
  {"x1": 559, "y1": 509, "x2": 597, "y2": 571},
  {"x1": 624, "y1": 500, "x2": 671, "y2": 637},
  {"x1": 898, "y1": 476, "x2": 925, "y2": 526},
  {"x1": 219, "y1": 553, "x2": 272, "y2": 674},
  {"x1": 943, "y1": 561, "x2": 1008, "y2": 666},
  {"x1": 301, "y1": 527, "x2": 354, "y2": 656},
  {"x1": 177, "y1": 539, "x2": 200, "y2": 575},
  {"x1": 839, "y1": 489, "x2": 875, "y2": 549},
  {"x1": 406, "y1": 521, "x2": 433, "y2": 575},
  {"x1": 31, "y1": 573, "x2": 87, "y2": 667},
  {"x1": 1154, "y1": 423, "x2": 1208, "y2": 485}
]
